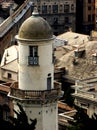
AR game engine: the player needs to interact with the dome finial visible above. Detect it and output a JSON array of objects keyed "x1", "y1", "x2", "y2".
[{"x1": 32, "y1": 6, "x2": 39, "y2": 16}]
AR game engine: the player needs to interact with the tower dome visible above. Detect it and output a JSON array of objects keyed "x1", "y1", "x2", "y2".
[{"x1": 17, "y1": 7, "x2": 53, "y2": 41}]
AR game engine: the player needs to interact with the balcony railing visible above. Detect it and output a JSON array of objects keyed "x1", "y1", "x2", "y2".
[
  {"x1": 8, "y1": 81, "x2": 62, "y2": 102},
  {"x1": 28, "y1": 56, "x2": 39, "y2": 65}
]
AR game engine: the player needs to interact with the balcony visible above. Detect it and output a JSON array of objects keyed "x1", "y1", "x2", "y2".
[{"x1": 8, "y1": 81, "x2": 62, "y2": 104}]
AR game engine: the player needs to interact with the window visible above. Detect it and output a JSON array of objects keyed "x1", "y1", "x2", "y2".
[
  {"x1": 48, "y1": 5, "x2": 51, "y2": 13},
  {"x1": 29, "y1": 46, "x2": 38, "y2": 57},
  {"x1": 38, "y1": 6, "x2": 40, "y2": 12},
  {"x1": 88, "y1": 0, "x2": 91, "y2": 3},
  {"x1": 8, "y1": 73, "x2": 12, "y2": 79},
  {"x1": 88, "y1": 6, "x2": 91, "y2": 10},
  {"x1": 71, "y1": 4, "x2": 74, "y2": 10},
  {"x1": 74, "y1": 50, "x2": 85, "y2": 58},
  {"x1": 53, "y1": 5, "x2": 58, "y2": 13},
  {"x1": 92, "y1": 14, "x2": 95, "y2": 22},
  {"x1": 42, "y1": 5, "x2": 47, "y2": 14},
  {"x1": 28, "y1": 46, "x2": 38, "y2": 65},
  {"x1": 64, "y1": 4, "x2": 69, "y2": 12},
  {"x1": 47, "y1": 77, "x2": 51, "y2": 90},
  {"x1": 60, "y1": 5, "x2": 62, "y2": 12},
  {"x1": 65, "y1": 17, "x2": 69, "y2": 23},
  {"x1": 53, "y1": 17, "x2": 58, "y2": 24},
  {"x1": 88, "y1": 15, "x2": 91, "y2": 22}
]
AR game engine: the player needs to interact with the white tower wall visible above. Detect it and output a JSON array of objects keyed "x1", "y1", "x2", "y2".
[
  {"x1": 14, "y1": 102, "x2": 58, "y2": 130},
  {"x1": 18, "y1": 40, "x2": 54, "y2": 90}
]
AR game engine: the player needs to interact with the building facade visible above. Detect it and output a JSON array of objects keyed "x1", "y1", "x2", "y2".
[
  {"x1": 72, "y1": 79, "x2": 97, "y2": 118},
  {"x1": 95, "y1": 0, "x2": 97, "y2": 30},
  {"x1": 31, "y1": 0, "x2": 76, "y2": 36},
  {"x1": 0, "y1": 45, "x2": 18, "y2": 82},
  {"x1": 76, "y1": 0, "x2": 95, "y2": 35}
]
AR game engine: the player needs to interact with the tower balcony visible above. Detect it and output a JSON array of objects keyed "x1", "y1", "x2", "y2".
[{"x1": 8, "y1": 81, "x2": 63, "y2": 104}]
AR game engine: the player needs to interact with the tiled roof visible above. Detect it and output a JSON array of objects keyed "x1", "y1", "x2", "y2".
[
  {"x1": 1, "y1": 45, "x2": 18, "y2": 67},
  {"x1": 57, "y1": 31, "x2": 89, "y2": 46},
  {"x1": 58, "y1": 101, "x2": 74, "y2": 111},
  {"x1": 55, "y1": 32, "x2": 97, "y2": 80}
]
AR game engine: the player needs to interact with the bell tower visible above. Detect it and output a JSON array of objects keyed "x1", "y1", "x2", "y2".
[{"x1": 8, "y1": 8, "x2": 62, "y2": 130}]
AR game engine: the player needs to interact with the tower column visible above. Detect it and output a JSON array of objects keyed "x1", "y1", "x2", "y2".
[{"x1": 8, "y1": 8, "x2": 62, "y2": 130}]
